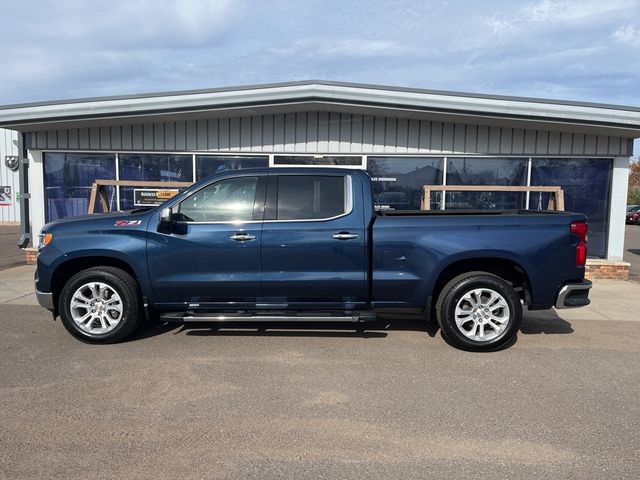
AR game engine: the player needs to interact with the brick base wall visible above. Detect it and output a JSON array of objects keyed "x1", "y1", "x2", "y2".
[
  {"x1": 25, "y1": 247, "x2": 38, "y2": 265},
  {"x1": 585, "y1": 260, "x2": 630, "y2": 280}
]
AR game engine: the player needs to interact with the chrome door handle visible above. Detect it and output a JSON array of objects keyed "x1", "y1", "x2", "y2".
[
  {"x1": 332, "y1": 232, "x2": 360, "y2": 240},
  {"x1": 230, "y1": 233, "x2": 256, "y2": 241}
]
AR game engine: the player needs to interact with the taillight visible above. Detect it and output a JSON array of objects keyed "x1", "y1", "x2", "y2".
[{"x1": 571, "y1": 221, "x2": 588, "y2": 267}]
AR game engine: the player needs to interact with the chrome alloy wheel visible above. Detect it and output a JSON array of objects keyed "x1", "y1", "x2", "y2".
[
  {"x1": 69, "y1": 282, "x2": 123, "y2": 335},
  {"x1": 454, "y1": 288, "x2": 510, "y2": 342}
]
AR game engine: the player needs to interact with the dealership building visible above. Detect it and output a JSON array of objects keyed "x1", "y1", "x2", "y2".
[{"x1": 0, "y1": 81, "x2": 638, "y2": 276}]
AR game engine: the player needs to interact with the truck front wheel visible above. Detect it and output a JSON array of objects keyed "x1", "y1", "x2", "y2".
[
  {"x1": 436, "y1": 272, "x2": 522, "y2": 351},
  {"x1": 59, "y1": 266, "x2": 142, "y2": 344}
]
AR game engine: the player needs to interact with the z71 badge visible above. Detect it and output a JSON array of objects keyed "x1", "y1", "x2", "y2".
[{"x1": 114, "y1": 220, "x2": 142, "y2": 227}]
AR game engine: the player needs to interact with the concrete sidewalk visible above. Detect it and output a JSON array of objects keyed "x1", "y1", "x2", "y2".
[{"x1": 1, "y1": 264, "x2": 639, "y2": 322}]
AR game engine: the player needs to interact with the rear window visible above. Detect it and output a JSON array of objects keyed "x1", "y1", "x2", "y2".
[{"x1": 276, "y1": 175, "x2": 347, "y2": 220}]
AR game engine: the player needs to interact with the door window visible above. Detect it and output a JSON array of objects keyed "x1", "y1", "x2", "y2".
[
  {"x1": 177, "y1": 176, "x2": 258, "y2": 223},
  {"x1": 276, "y1": 175, "x2": 347, "y2": 220}
]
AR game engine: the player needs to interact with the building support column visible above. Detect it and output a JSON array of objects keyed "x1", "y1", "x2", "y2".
[
  {"x1": 27, "y1": 150, "x2": 45, "y2": 240},
  {"x1": 606, "y1": 156, "x2": 630, "y2": 261}
]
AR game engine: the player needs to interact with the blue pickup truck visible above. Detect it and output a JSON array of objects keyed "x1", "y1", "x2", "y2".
[{"x1": 35, "y1": 168, "x2": 591, "y2": 350}]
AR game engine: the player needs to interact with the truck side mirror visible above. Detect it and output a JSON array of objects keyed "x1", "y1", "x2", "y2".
[{"x1": 158, "y1": 207, "x2": 172, "y2": 233}]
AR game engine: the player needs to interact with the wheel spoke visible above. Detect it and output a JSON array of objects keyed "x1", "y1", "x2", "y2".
[
  {"x1": 454, "y1": 287, "x2": 511, "y2": 342},
  {"x1": 69, "y1": 281, "x2": 123, "y2": 335}
]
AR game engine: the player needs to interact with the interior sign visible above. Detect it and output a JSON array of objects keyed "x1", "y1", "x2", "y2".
[{"x1": 133, "y1": 188, "x2": 179, "y2": 206}]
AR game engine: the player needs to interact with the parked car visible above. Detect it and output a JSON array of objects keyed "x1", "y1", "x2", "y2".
[
  {"x1": 35, "y1": 168, "x2": 591, "y2": 351},
  {"x1": 627, "y1": 205, "x2": 640, "y2": 212},
  {"x1": 627, "y1": 207, "x2": 640, "y2": 224}
]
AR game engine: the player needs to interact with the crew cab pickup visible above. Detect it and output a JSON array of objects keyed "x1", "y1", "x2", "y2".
[{"x1": 35, "y1": 168, "x2": 591, "y2": 350}]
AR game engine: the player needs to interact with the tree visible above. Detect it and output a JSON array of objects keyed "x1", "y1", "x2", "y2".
[{"x1": 629, "y1": 159, "x2": 640, "y2": 204}]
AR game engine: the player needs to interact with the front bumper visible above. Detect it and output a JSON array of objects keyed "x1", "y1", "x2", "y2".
[
  {"x1": 36, "y1": 290, "x2": 54, "y2": 310},
  {"x1": 555, "y1": 280, "x2": 592, "y2": 309}
]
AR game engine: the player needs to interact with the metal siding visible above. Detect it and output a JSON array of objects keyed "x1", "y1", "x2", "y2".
[
  {"x1": 548, "y1": 131, "x2": 561, "y2": 154},
  {"x1": 572, "y1": 134, "x2": 584, "y2": 155},
  {"x1": 431, "y1": 122, "x2": 443, "y2": 152},
  {"x1": 512, "y1": 128, "x2": 524, "y2": 154},
  {"x1": 283, "y1": 114, "x2": 295, "y2": 152},
  {"x1": 339, "y1": 113, "x2": 352, "y2": 153},
  {"x1": 372, "y1": 116, "x2": 385, "y2": 153},
  {"x1": 219, "y1": 118, "x2": 230, "y2": 150},
  {"x1": 596, "y1": 135, "x2": 609, "y2": 155},
  {"x1": 306, "y1": 112, "x2": 319, "y2": 152},
  {"x1": 229, "y1": 117, "x2": 241, "y2": 150},
  {"x1": 476, "y1": 125, "x2": 489, "y2": 153},
  {"x1": 273, "y1": 114, "x2": 285, "y2": 152},
  {"x1": 584, "y1": 134, "x2": 597, "y2": 154},
  {"x1": 328, "y1": 112, "x2": 340, "y2": 152},
  {"x1": 500, "y1": 128, "x2": 512, "y2": 154},
  {"x1": 442, "y1": 122, "x2": 454, "y2": 153},
  {"x1": 251, "y1": 116, "x2": 262, "y2": 152},
  {"x1": 21, "y1": 110, "x2": 632, "y2": 157},
  {"x1": 57, "y1": 129, "x2": 68, "y2": 150},
  {"x1": 261, "y1": 115, "x2": 273, "y2": 151},
  {"x1": 153, "y1": 122, "x2": 164, "y2": 151},
  {"x1": 523, "y1": 130, "x2": 536, "y2": 154},
  {"x1": 0, "y1": 128, "x2": 20, "y2": 222},
  {"x1": 536, "y1": 131, "x2": 548, "y2": 155},
  {"x1": 407, "y1": 119, "x2": 420, "y2": 152},
  {"x1": 488, "y1": 126, "x2": 501, "y2": 154},
  {"x1": 196, "y1": 119, "x2": 207, "y2": 150},
  {"x1": 362, "y1": 115, "x2": 374, "y2": 151},
  {"x1": 239, "y1": 117, "x2": 251, "y2": 151},
  {"x1": 560, "y1": 132, "x2": 572, "y2": 154}
]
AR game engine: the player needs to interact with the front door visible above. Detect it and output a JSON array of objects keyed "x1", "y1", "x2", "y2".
[
  {"x1": 147, "y1": 174, "x2": 266, "y2": 308},
  {"x1": 260, "y1": 173, "x2": 367, "y2": 308}
]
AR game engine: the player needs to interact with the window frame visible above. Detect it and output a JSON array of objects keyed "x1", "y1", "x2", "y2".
[{"x1": 264, "y1": 173, "x2": 354, "y2": 223}]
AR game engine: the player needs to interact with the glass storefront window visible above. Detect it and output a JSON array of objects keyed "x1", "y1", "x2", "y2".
[
  {"x1": 196, "y1": 155, "x2": 269, "y2": 180},
  {"x1": 446, "y1": 158, "x2": 528, "y2": 210},
  {"x1": 44, "y1": 153, "x2": 116, "y2": 221},
  {"x1": 530, "y1": 158, "x2": 612, "y2": 258},
  {"x1": 367, "y1": 157, "x2": 444, "y2": 211},
  {"x1": 118, "y1": 154, "x2": 193, "y2": 210}
]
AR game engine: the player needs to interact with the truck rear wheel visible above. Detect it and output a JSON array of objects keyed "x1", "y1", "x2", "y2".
[
  {"x1": 59, "y1": 266, "x2": 142, "y2": 344},
  {"x1": 436, "y1": 271, "x2": 522, "y2": 351}
]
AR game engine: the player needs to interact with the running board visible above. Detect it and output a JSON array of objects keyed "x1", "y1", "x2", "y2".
[{"x1": 159, "y1": 312, "x2": 376, "y2": 323}]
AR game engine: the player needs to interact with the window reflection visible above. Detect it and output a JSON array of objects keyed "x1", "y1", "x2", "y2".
[
  {"x1": 196, "y1": 155, "x2": 268, "y2": 180},
  {"x1": 367, "y1": 157, "x2": 444, "y2": 211},
  {"x1": 119, "y1": 154, "x2": 193, "y2": 210},
  {"x1": 530, "y1": 158, "x2": 612, "y2": 258},
  {"x1": 44, "y1": 153, "x2": 116, "y2": 221},
  {"x1": 446, "y1": 158, "x2": 528, "y2": 210}
]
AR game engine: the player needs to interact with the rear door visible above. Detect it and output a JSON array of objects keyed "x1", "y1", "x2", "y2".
[{"x1": 260, "y1": 172, "x2": 367, "y2": 308}]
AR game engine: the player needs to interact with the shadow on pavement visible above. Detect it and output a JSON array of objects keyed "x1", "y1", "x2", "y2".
[{"x1": 130, "y1": 311, "x2": 572, "y2": 342}]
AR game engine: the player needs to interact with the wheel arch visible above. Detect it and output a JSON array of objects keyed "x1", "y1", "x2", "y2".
[
  {"x1": 50, "y1": 255, "x2": 143, "y2": 314},
  {"x1": 430, "y1": 255, "x2": 533, "y2": 312}
]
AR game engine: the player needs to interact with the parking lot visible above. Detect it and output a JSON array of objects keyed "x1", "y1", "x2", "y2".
[{"x1": 1, "y1": 227, "x2": 640, "y2": 479}]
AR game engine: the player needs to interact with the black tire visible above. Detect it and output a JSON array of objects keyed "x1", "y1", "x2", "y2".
[
  {"x1": 59, "y1": 266, "x2": 142, "y2": 344},
  {"x1": 435, "y1": 271, "x2": 522, "y2": 351}
]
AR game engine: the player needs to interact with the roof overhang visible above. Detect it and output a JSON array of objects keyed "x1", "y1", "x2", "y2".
[{"x1": 1, "y1": 80, "x2": 640, "y2": 137}]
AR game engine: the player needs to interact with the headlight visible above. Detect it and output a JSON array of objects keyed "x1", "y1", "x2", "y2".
[{"x1": 38, "y1": 232, "x2": 53, "y2": 249}]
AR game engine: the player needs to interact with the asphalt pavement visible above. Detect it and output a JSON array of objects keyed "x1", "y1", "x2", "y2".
[{"x1": 1, "y1": 303, "x2": 640, "y2": 479}]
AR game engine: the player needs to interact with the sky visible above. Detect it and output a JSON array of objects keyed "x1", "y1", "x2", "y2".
[{"x1": 2, "y1": 0, "x2": 640, "y2": 153}]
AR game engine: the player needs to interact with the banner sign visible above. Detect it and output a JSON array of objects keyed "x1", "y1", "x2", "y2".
[
  {"x1": 0, "y1": 186, "x2": 12, "y2": 206},
  {"x1": 133, "y1": 188, "x2": 179, "y2": 207}
]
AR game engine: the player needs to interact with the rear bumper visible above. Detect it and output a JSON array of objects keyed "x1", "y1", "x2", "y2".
[
  {"x1": 555, "y1": 280, "x2": 592, "y2": 309},
  {"x1": 36, "y1": 290, "x2": 54, "y2": 310}
]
